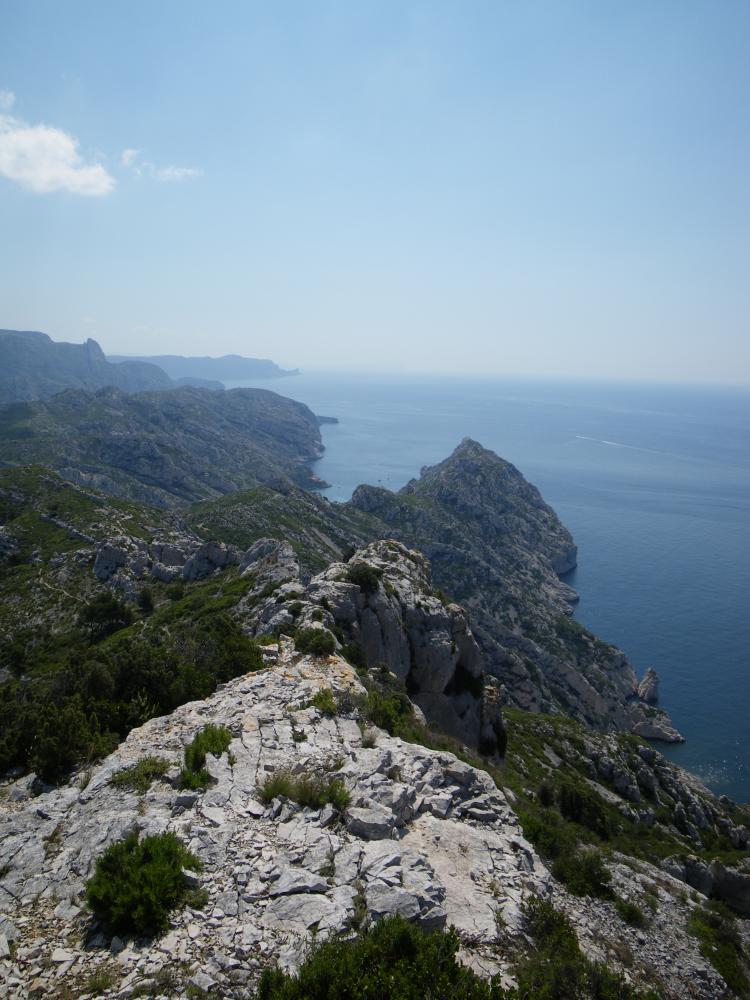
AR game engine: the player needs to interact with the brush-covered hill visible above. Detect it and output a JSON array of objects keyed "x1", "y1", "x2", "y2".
[{"x1": 0, "y1": 385, "x2": 327, "y2": 505}]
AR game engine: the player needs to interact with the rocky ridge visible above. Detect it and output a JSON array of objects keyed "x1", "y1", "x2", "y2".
[
  {"x1": 0, "y1": 643, "x2": 736, "y2": 999},
  {"x1": 0, "y1": 385, "x2": 327, "y2": 506}
]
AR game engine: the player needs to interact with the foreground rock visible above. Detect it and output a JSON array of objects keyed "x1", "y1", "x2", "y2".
[{"x1": 0, "y1": 645, "x2": 733, "y2": 999}]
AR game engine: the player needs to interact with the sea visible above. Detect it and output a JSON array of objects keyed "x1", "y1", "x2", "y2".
[{"x1": 226, "y1": 372, "x2": 750, "y2": 803}]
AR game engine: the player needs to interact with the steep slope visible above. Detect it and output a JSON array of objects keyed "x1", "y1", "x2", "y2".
[
  {"x1": 0, "y1": 330, "x2": 173, "y2": 402},
  {"x1": 0, "y1": 386, "x2": 326, "y2": 505},
  {"x1": 348, "y1": 439, "x2": 680, "y2": 739}
]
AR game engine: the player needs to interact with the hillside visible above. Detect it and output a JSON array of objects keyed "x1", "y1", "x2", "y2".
[
  {"x1": 0, "y1": 386, "x2": 327, "y2": 505},
  {"x1": 0, "y1": 479, "x2": 748, "y2": 995},
  {"x1": 108, "y1": 353, "x2": 299, "y2": 381},
  {"x1": 0, "y1": 330, "x2": 174, "y2": 403},
  {"x1": 184, "y1": 440, "x2": 681, "y2": 739}
]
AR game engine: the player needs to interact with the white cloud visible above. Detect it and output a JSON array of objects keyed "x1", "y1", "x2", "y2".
[
  {"x1": 120, "y1": 148, "x2": 202, "y2": 182},
  {"x1": 0, "y1": 90, "x2": 15, "y2": 111},
  {"x1": 152, "y1": 164, "x2": 202, "y2": 182},
  {"x1": 0, "y1": 112, "x2": 115, "y2": 196}
]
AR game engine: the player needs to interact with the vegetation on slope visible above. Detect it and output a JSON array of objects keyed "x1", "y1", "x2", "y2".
[{"x1": 0, "y1": 574, "x2": 264, "y2": 782}]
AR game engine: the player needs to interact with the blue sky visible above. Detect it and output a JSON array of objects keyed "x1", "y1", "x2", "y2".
[{"x1": 1, "y1": 1, "x2": 748, "y2": 381}]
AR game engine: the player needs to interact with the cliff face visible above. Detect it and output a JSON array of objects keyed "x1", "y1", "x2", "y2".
[
  {"x1": 233, "y1": 537, "x2": 505, "y2": 756},
  {"x1": 0, "y1": 386, "x2": 326, "y2": 505},
  {"x1": 347, "y1": 439, "x2": 679, "y2": 740},
  {"x1": 0, "y1": 330, "x2": 173, "y2": 402}
]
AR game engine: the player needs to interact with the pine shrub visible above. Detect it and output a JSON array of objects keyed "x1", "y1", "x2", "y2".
[
  {"x1": 256, "y1": 914, "x2": 503, "y2": 999},
  {"x1": 85, "y1": 831, "x2": 201, "y2": 936}
]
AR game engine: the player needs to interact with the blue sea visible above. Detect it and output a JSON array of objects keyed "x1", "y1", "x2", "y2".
[{"x1": 228, "y1": 373, "x2": 750, "y2": 802}]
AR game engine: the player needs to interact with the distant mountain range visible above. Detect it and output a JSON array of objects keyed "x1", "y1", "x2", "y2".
[
  {"x1": 107, "y1": 353, "x2": 299, "y2": 381},
  {"x1": 0, "y1": 329, "x2": 227, "y2": 403},
  {"x1": 0, "y1": 329, "x2": 297, "y2": 404}
]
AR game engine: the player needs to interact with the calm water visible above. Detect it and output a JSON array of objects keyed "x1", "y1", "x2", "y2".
[{"x1": 228, "y1": 373, "x2": 750, "y2": 802}]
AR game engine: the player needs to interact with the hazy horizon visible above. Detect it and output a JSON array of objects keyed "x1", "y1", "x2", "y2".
[{"x1": 2, "y1": 2, "x2": 749, "y2": 382}]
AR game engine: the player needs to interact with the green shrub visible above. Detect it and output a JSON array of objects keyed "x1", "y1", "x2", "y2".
[
  {"x1": 514, "y1": 897, "x2": 660, "y2": 1000},
  {"x1": 256, "y1": 914, "x2": 503, "y2": 999},
  {"x1": 296, "y1": 628, "x2": 336, "y2": 657},
  {"x1": 310, "y1": 688, "x2": 338, "y2": 716},
  {"x1": 538, "y1": 780, "x2": 555, "y2": 808},
  {"x1": 138, "y1": 587, "x2": 155, "y2": 614},
  {"x1": 518, "y1": 808, "x2": 576, "y2": 860},
  {"x1": 341, "y1": 642, "x2": 365, "y2": 669},
  {"x1": 552, "y1": 846, "x2": 612, "y2": 899},
  {"x1": 688, "y1": 901, "x2": 750, "y2": 997},
  {"x1": 0, "y1": 613, "x2": 262, "y2": 783},
  {"x1": 558, "y1": 779, "x2": 610, "y2": 839},
  {"x1": 29, "y1": 696, "x2": 118, "y2": 783},
  {"x1": 615, "y1": 896, "x2": 648, "y2": 927},
  {"x1": 78, "y1": 592, "x2": 134, "y2": 641},
  {"x1": 166, "y1": 582, "x2": 185, "y2": 601},
  {"x1": 361, "y1": 688, "x2": 415, "y2": 738},
  {"x1": 111, "y1": 756, "x2": 171, "y2": 794},
  {"x1": 179, "y1": 724, "x2": 232, "y2": 789},
  {"x1": 258, "y1": 769, "x2": 350, "y2": 811},
  {"x1": 85, "y1": 831, "x2": 201, "y2": 936},
  {"x1": 346, "y1": 562, "x2": 383, "y2": 595}
]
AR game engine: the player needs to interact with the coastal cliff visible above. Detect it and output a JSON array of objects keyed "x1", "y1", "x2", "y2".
[{"x1": 0, "y1": 441, "x2": 747, "y2": 997}]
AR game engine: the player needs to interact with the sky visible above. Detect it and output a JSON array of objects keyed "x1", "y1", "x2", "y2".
[{"x1": 1, "y1": 1, "x2": 749, "y2": 382}]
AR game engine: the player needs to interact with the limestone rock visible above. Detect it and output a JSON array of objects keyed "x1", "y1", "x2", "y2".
[{"x1": 637, "y1": 667, "x2": 660, "y2": 704}]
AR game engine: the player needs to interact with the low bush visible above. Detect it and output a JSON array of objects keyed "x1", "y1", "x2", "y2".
[
  {"x1": 85, "y1": 831, "x2": 201, "y2": 936},
  {"x1": 688, "y1": 901, "x2": 750, "y2": 997},
  {"x1": 360, "y1": 688, "x2": 415, "y2": 738},
  {"x1": 179, "y1": 724, "x2": 232, "y2": 789},
  {"x1": 519, "y1": 809, "x2": 612, "y2": 899},
  {"x1": 341, "y1": 642, "x2": 365, "y2": 669},
  {"x1": 256, "y1": 913, "x2": 503, "y2": 999},
  {"x1": 514, "y1": 897, "x2": 662, "y2": 1000},
  {"x1": 310, "y1": 688, "x2": 338, "y2": 716},
  {"x1": 295, "y1": 628, "x2": 336, "y2": 657},
  {"x1": 0, "y1": 612, "x2": 262, "y2": 782},
  {"x1": 78, "y1": 593, "x2": 134, "y2": 641},
  {"x1": 138, "y1": 587, "x2": 154, "y2": 615},
  {"x1": 111, "y1": 756, "x2": 171, "y2": 794},
  {"x1": 615, "y1": 896, "x2": 648, "y2": 927},
  {"x1": 166, "y1": 582, "x2": 184, "y2": 601},
  {"x1": 552, "y1": 846, "x2": 612, "y2": 899},
  {"x1": 258, "y1": 769, "x2": 350, "y2": 811},
  {"x1": 346, "y1": 562, "x2": 383, "y2": 595},
  {"x1": 558, "y1": 778, "x2": 610, "y2": 839}
]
